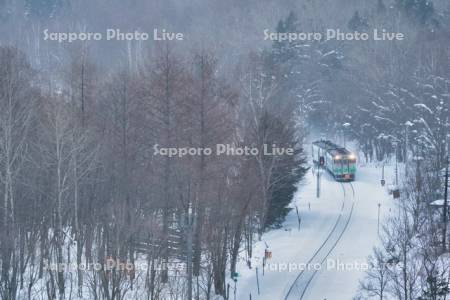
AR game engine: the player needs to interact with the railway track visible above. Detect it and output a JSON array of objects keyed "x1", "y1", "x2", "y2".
[{"x1": 284, "y1": 181, "x2": 355, "y2": 300}]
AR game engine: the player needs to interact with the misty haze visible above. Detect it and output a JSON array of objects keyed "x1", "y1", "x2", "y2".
[{"x1": 0, "y1": 0, "x2": 449, "y2": 299}]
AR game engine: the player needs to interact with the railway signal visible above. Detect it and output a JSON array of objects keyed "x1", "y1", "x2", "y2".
[
  {"x1": 231, "y1": 272, "x2": 239, "y2": 280},
  {"x1": 233, "y1": 272, "x2": 239, "y2": 300},
  {"x1": 392, "y1": 189, "x2": 400, "y2": 199}
]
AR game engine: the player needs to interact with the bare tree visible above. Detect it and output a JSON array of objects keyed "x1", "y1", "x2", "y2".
[{"x1": 0, "y1": 46, "x2": 35, "y2": 300}]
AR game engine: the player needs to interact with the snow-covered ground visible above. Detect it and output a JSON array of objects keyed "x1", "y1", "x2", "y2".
[{"x1": 231, "y1": 160, "x2": 396, "y2": 300}]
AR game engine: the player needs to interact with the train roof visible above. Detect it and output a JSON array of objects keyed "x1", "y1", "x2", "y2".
[{"x1": 313, "y1": 140, "x2": 352, "y2": 156}]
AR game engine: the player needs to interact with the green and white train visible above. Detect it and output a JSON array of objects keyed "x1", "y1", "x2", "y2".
[{"x1": 312, "y1": 140, "x2": 356, "y2": 181}]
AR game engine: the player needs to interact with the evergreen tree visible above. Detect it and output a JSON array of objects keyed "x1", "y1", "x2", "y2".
[
  {"x1": 418, "y1": 275, "x2": 450, "y2": 300},
  {"x1": 272, "y1": 11, "x2": 300, "y2": 64},
  {"x1": 25, "y1": 0, "x2": 65, "y2": 18},
  {"x1": 266, "y1": 141, "x2": 307, "y2": 228},
  {"x1": 348, "y1": 11, "x2": 369, "y2": 31},
  {"x1": 395, "y1": 0, "x2": 436, "y2": 25},
  {"x1": 377, "y1": 0, "x2": 387, "y2": 14}
]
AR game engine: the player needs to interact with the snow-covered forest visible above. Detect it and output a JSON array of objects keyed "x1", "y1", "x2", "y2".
[{"x1": 0, "y1": 0, "x2": 449, "y2": 299}]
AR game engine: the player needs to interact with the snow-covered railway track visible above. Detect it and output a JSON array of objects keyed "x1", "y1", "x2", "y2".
[{"x1": 284, "y1": 182, "x2": 355, "y2": 300}]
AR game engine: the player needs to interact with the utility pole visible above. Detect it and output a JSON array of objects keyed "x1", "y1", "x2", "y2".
[
  {"x1": 411, "y1": 155, "x2": 424, "y2": 226},
  {"x1": 377, "y1": 203, "x2": 381, "y2": 235},
  {"x1": 343, "y1": 122, "x2": 351, "y2": 148},
  {"x1": 394, "y1": 142, "x2": 399, "y2": 186},
  {"x1": 316, "y1": 150, "x2": 321, "y2": 198},
  {"x1": 404, "y1": 121, "x2": 412, "y2": 178},
  {"x1": 343, "y1": 129, "x2": 346, "y2": 148},
  {"x1": 316, "y1": 165, "x2": 320, "y2": 198},
  {"x1": 381, "y1": 162, "x2": 386, "y2": 187},
  {"x1": 187, "y1": 203, "x2": 193, "y2": 300},
  {"x1": 443, "y1": 157, "x2": 448, "y2": 251},
  {"x1": 415, "y1": 157, "x2": 422, "y2": 198},
  {"x1": 395, "y1": 159, "x2": 398, "y2": 186},
  {"x1": 255, "y1": 267, "x2": 260, "y2": 295}
]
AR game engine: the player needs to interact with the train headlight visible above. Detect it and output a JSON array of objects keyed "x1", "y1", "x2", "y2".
[
  {"x1": 334, "y1": 155, "x2": 341, "y2": 160},
  {"x1": 349, "y1": 154, "x2": 356, "y2": 160}
]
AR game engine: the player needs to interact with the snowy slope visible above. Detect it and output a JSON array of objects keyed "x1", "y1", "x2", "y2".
[
  {"x1": 232, "y1": 160, "x2": 396, "y2": 300},
  {"x1": 301, "y1": 166, "x2": 394, "y2": 300}
]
